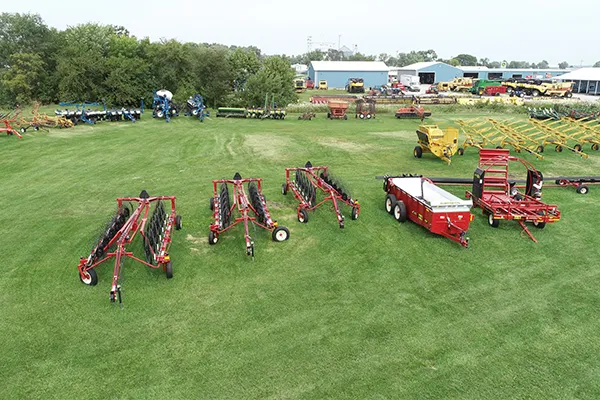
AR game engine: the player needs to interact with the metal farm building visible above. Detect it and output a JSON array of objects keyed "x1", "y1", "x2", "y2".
[
  {"x1": 459, "y1": 66, "x2": 569, "y2": 80},
  {"x1": 393, "y1": 62, "x2": 463, "y2": 85},
  {"x1": 552, "y1": 68, "x2": 600, "y2": 95},
  {"x1": 307, "y1": 61, "x2": 389, "y2": 89}
]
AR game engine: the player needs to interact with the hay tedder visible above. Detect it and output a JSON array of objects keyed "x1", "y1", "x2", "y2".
[
  {"x1": 208, "y1": 173, "x2": 289, "y2": 259},
  {"x1": 414, "y1": 125, "x2": 459, "y2": 164},
  {"x1": 282, "y1": 162, "x2": 360, "y2": 228},
  {"x1": 466, "y1": 149, "x2": 560, "y2": 242},
  {"x1": 184, "y1": 94, "x2": 209, "y2": 121},
  {"x1": 379, "y1": 175, "x2": 473, "y2": 247},
  {"x1": 1, "y1": 107, "x2": 22, "y2": 138},
  {"x1": 77, "y1": 190, "x2": 182, "y2": 306},
  {"x1": 20, "y1": 102, "x2": 74, "y2": 131}
]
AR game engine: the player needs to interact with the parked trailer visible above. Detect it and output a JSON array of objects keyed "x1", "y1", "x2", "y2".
[
  {"x1": 77, "y1": 190, "x2": 182, "y2": 306},
  {"x1": 208, "y1": 173, "x2": 289, "y2": 259},
  {"x1": 380, "y1": 175, "x2": 473, "y2": 247},
  {"x1": 282, "y1": 162, "x2": 360, "y2": 228},
  {"x1": 466, "y1": 149, "x2": 561, "y2": 242},
  {"x1": 327, "y1": 100, "x2": 349, "y2": 120}
]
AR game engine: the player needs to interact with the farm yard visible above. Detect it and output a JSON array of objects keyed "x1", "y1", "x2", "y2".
[{"x1": 1, "y1": 110, "x2": 600, "y2": 399}]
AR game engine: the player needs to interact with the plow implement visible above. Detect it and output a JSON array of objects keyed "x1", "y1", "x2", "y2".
[
  {"x1": 184, "y1": 94, "x2": 209, "y2": 121},
  {"x1": 208, "y1": 173, "x2": 289, "y2": 259},
  {"x1": 77, "y1": 190, "x2": 182, "y2": 306},
  {"x1": 395, "y1": 106, "x2": 431, "y2": 120},
  {"x1": 466, "y1": 149, "x2": 560, "y2": 242},
  {"x1": 282, "y1": 162, "x2": 360, "y2": 228},
  {"x1": 1, "y1": 107, "x2": 22, "y2": 138}
]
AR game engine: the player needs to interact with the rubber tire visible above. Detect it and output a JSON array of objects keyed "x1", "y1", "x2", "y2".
[
  {"x1": 592, "y1": 144, "x2": 599, "y2": 151},
  {"x1": 488, "y1": 213, "x2": 500, "y2": 228},
  {"x1": 413, "y1": 146, "x2": 423, "y2": 158},
  {"x1": 281, "y1": 184, "x2": 288, "y2": 195},
  {"x1": 536, "y1": 145, "x2": 544, "y2": 153},
  {"x1": 555, "y1": 145, "x2": 563, "y2": 153},
  {"x1": 272, "y1": 226, "x2": 290, "y2": 242},
  {"x1": 165, "y1": 261, "x2": 173, "y2": 279},
  {"x1": 458, "y1": 148, "x2": 465, "y2": 156},
  {"x1": 344, "y1": 115, "x2": 348, "y2": 120},
  {"x1": 573, "y1": 144, "x2": 582, "y2": 152},
  {"x1": 393, "y1": 201, "x2": 407, "y2": 223},
  {"x1": 209, "y1": 197, "x2": 215, "y2": 211},
  {"x1": 533, "y1": 220, "x2": 546, "y2": 229},
  {"x1": 385, "y1": 194, "x2": 397, "y2": 214},
  {"x1": 576, "y1": 184, "x2": 589, "y2": 195},
  {"x1": 208, "y1": 231, "x2": 218, "y2": 245},
  {"x1": 175, "y1": 215, "x2": 182, "y2": 230},
  {"x1": 351, "y1": 207, "x2": 359, "y2": 220},
  {"x1": 532, "y1": 90, "x2": 540, "y2": 97},
  {"x1": 298, "y1": 208, "x2": 309, "y2": 223},
  {"x1": 359, "y1": 114, "x2": 365, "y2": 119},
  {"x1": 80, "y1": 268, "x2": 98, "y2": 286}
]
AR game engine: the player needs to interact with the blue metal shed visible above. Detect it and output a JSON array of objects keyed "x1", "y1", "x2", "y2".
[
  {"x1": 394, "y1": 62, "x2": 463, "y2": 85},
  {"x1": 308, "y1": 61, "x2": 389, "y2": 89}
]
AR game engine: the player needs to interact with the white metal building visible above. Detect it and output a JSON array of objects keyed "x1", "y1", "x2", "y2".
[{"x1": 552, "y1": 68, "x2": 600, "y2": 95}]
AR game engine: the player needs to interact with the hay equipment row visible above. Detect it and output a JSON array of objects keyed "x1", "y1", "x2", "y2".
[
  {"x1": 466, "y1": 149, "x2": 560, "y2": 242},
  {"x1": 216, "y1": 95, "x2": 286, "y2": 119},
  {"x1": 455, "y1": 117, "x2": 600, "y2": 158},
  {"x1": 413, "y1": 125, "x2": 459, "y2": 164},
  {"x1": 184, "y1": 94, "x2": 209, "y2": 121},
  {"x1": 379, "y1": 175, "x2": 473, "y2": 247},
  {"x1": 282, "y1": 162, "x2": 360, "y2": 228},
  {"x1": 77, "y1": 190, "x2": 182, "y2": 306},
  {"x1": 56, "y1": 100, "x2": 142, "y2": 125},
  {"x1": 19, "y1": 102, "x2": 74, "y2": 132},
  {"x1": 208, "y1": 173, "x2": 289, "y2": 259},
  {"x1": 1, "y1": 107, "x2": 22, "y2": 138}
]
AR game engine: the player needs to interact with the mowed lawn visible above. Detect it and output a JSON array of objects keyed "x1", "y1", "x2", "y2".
[{"x1": 1, "y1": 110, "x2": 599, "y2": 399}]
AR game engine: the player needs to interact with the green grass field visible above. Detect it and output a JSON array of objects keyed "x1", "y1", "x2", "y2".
[{"x1": 1, "y1": 111, "x2": 599, "y2": 399}]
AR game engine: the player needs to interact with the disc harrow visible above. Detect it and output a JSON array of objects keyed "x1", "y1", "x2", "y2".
[
  {"x1": 208, "y1": 173, "x2": 289, "y2": 259},
  {"x1": 77, "y1": 190, "x2": 182, "y2": 306},
  {"x1": 282, "y1": 162, "x2": 360, "y2": 228}
]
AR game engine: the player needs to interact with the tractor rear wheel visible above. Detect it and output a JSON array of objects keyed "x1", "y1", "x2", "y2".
[
  {"x1": 393, "y1": 201, "x2": 407, "y2": 223},
  {"x1": 385, "y1": 194, "x2": 397, "y2": 214},
  {"x1": 413, "y1": 146, "x2": 423, "y2": 158},
  {"x1": 80, "y1": 269, "x2": 98, "y2": 286}
]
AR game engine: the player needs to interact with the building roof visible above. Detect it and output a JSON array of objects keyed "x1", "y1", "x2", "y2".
[
  {"x1": 459, "y1": 66, "x2": 568, "y2": 72},
  {"x1": 397, "y1": 62, "x2": 441, "y2": 71},
  {"x1": 551, "y1": 68, "x2": 600, "y2": 81},
  {"x1": 310, "y1": 61, "x2": 389, "y2": 72}
]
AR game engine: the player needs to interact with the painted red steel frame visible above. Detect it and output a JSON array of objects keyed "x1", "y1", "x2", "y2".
[
  {"x1": 210, "y1": 177, "x2": 278, "y2": 251},
  {"x1": 77, "y1": 196, "x2": 177, "y2": 300},
  {"x1": 284, "y1": 166, "x2": 360, "y2": 227},
  {"x1": 466, "y1": 152, "x2": 561, "y2": 242},
  {"x1": 385, "y1": 177, "x2": 472, "y2": 247},
  {"x1": 1, "y1": 107, "x2": 22, "y2": 138}
]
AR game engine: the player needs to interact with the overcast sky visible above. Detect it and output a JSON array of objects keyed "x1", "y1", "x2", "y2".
[{"x1": 4, "y1": 0, "x2": 598, "y2": 65}]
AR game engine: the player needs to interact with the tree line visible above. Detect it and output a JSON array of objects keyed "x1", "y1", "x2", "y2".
[{"x1": 0, "y1": 13, "x2": 297, "y2": 108}]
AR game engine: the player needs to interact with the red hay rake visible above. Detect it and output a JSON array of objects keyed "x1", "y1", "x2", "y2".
[
  {"x1": 208, "y1": 173, "x2": 290, "y2": 259},
  {"x1": 1, "y1": 107, "x2": 22, "y2": 138},
  {"x1": 77, "y1": 190, "x2": 182, "y2": 306},
  {"x1": 282, "y1": 162, "x2": 360, "y2": 228}
]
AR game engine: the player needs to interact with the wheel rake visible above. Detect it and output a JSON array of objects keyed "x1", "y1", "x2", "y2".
[
  {"x1": 282, "y1": 161, "x2": 360, "y2": 228},
  {"x1": 1, "y1": 107, "x2": 23, "y2": 138},
  {"x1": 528, "y1": 118, "x2": 589, "y2": 157},
  {"x1": 77, "y1": 190, "x2": 182, "y2": 306},
  {"x1": 455, "y1": 118, "x2": 504, "y2": 155},
  {"x1": 208, "y1": 173, "x2": 289, "y2": 259}
]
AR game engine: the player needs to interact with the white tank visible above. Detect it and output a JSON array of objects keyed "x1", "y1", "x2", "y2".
[{"x1": 156, "y1": 89, "x2": 173, "y2": 101}]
